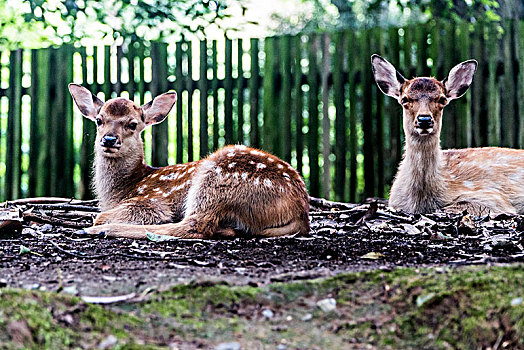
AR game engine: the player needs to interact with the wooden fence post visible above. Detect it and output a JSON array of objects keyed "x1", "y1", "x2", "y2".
[
  {"x1": 199, "y1": 40, "x2": 209, "y2": 158},
  {"x1": 151, "y1": 42, "x2": 169, "y2": 166},
  {"x1": 5, "y1": 49, "x2": 23, "y2": 199}
]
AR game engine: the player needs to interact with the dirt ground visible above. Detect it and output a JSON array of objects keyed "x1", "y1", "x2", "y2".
[{"x1": 1, "y1": 197, "x2": 523, "y2": 297}]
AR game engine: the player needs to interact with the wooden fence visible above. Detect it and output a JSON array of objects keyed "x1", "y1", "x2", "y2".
[{"x1": 0, "y1": 20, "x2": 523, "y2": 203}]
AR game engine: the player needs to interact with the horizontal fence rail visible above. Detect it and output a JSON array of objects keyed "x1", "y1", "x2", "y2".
[{"x1": 0, "y1": 20, "x2": 523, "y2": 202}]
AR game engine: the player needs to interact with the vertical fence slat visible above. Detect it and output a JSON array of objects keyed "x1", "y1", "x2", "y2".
[
  {"x1": 28, "y1": 49, "x2": 39, "y2": 197},
  {"x1": 471, "y1": 22, "x2": 488, "y2": 147},
  {"x1": 307, "y1": 34, "x2": 320, "y2": 197},
  {"x1": 373, "y1": 28, "x2": 385, "y2": 198},
  {"x1": 5, "y1": 50, "x2": 23, "y2": 199},
  {"x1": 103, "y1": 46, "x2": 111, "y2": 99},
  {"x1": 362, "y1": 30, "x2": 375, "y2": 198},
  {"x1": 137, "y1": 44, "x2": 146, "y2": 104},
  {"x1": 199, "y1": 40, "x2": 209, "y2": 158},
  {"x1": 175, "y1": 41, "x2": 184, "y2": 163},
  {"x1": 151, "y1": 42, "x2": 169, "y2": 166},
  {"x1": 333, "y1": 32, "x2": 346, "y2": 202},
  {"x1": 442, "y1": 22, "x2": 457, "y2": 148},
  {"x1": 187, "y1": 42, "x2": 194, "y2": 162},
  {"x1": 80, "y1": 47, "x2": 96, "y2": 199},
  {"x1": 212, "y1": 40, "x2": 219, "y2": 151},
  {"x1": 321, "y1": 34, "x2": 331, "y2": 199},
  {"x1": 262, "y1": 37, "x2": 275, "y2": 153},
  {"x1": 292, "y1": 36, "x2": 303, "y2": 175},
  {"x1": 486, "y1": 23, "x2": 500, "y2": 146},
  {"x1": 455, "y1": 22, "x2": 470, "y2": 148},
  {"x1": 387, "y1": 27, "x2": 402, "y2": 188},
  {"x1": 249, "y1": 39, "x2": 260, "y2": 148},
  {"x1": 347, "y1": 31, "x2": 358, "y2": 203},
  {"x1": 224, "y1": 38, "x2": 233, "y2": 145},
  {"x1": 127, "y1": 44, "x2": 136, "y2": 99},
  {"x1": 500, "y1": 19, "x2": 519, "y2": 148},
  {"x1": 281, "y1": 36, "x2": 292, "y2": 163},
  {"x1": 116, "y1": 46, "x2": 123, "y2": 94},
  {"x1": 63, "y1": 46, "x2": 75, "y2": 196},
  {"x1": 236, "y1": 39, "x2": 245, "y2": 144}
]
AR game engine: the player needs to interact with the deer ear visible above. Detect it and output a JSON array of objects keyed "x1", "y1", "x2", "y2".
[
  {"x1": 141, "y1": 91, "x2": 177, "y2": 126},
  {"x1": 68, "y1": 83, "x2": 104, "y2": 120},
  {"x1": 371, "y1": 54, "x2": 405, "y2": 99},
  {"x1": 442, "y1": 60, "x2": 477, "y2": 100}
]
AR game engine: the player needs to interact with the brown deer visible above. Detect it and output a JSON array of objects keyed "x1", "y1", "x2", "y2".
[
  {"x1": 371, "y1": 54, "x2": 524, "y2": 215},
  {"x1": 68, "y1": 84, "x2": 310, "y2": 239}
]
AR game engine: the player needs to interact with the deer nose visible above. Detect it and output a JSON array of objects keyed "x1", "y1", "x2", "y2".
[
  {"x1": 416, "y1": 115, "x2": 433, "y2": 129},
  {"x1": 101, "y1": 135, "x2": 118, "y2": 147}
]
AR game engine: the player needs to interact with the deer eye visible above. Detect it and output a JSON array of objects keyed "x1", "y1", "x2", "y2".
[
  {"x1": 438, "y1": 96, "x2": 447, "y2": 105},
  {"x1": 127, "y1": 122, "x2": 138, "y2": 131},
  {"x1": 95, "y1": 118, "x2": 103, "y2": 126}
]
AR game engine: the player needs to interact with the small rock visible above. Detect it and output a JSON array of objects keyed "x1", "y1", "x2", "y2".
[
  {"x1": 23, "y1": 283, "x2": 40, "y2": 290},
  {"x1": 0, "y1": 278, "x2": 7, "y2": 288},
  {"x1": 21, "y1": 228, "x2": 37, "y2": 235},
  {"x1": 511, "y1": 297, "x2": 522, "y2": 306},
  {"x1": 262, "y1": 309, "x2": 274, "y2": 319},
  {"x1": 63, "y1": 285, "x2": 78, "y2": 295},
  {"x1": 301, "y1": 313, "x2": 312, "y2": 321},
  {"x1": 98, "y1": 335, "x2": 118, "y2": 349},
  {"x1": 41, "y1": 224, "x2": 53, "y2": 232},
  {"x1": 317, "y1": 298, "x2": 336, "y2": 312},
  {"x1": 277, "y1": 345, "x2": 287, "y2": 350},
  {"x1": 215, "y1": 342, "x2": 241, "y2": 350}
]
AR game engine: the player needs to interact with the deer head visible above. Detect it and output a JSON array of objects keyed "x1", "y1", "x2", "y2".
[
  {"x1": 371, "y1": 54, "x2": 477, "y2": 143},
  {"x1": 68, "y1": 84, "x2": 177, "y2": 159}
]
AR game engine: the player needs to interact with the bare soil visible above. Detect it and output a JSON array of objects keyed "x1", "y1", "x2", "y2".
[{"x1": 1, "y1": 198, "x2": 523, "y2": 296}]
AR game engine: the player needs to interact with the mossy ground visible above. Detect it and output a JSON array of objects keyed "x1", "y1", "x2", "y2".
[{"x1": 1, "y1": 264, "x2": 523, "y2": 349}]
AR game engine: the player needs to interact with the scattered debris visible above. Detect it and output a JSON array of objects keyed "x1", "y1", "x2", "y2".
[{"x1": 0, "y1": 197, "x2": 523, "y2": 294}]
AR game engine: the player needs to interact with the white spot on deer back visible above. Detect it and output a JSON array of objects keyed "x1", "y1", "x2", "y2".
[
  {"x1": 241, "y1": 172, "x2": 248, "y2": 180},
  {"x1": 228, "y1": 162, "x2": 236, "y2": 168},
  {"x1": 254, "y1": 177, "x2": 260, "y2": 185},
  {"x1": 257, "y1": 163, "x2": 267, "y2": 169},
  {"x1": 159, "y1": 173, "x2": 177, "y2": 181},
  {"x1": 263, "y1": 178, "x2": 272, "y2": 187},
  {"x1": 227, "y1": 151, "x2": 235, "y2": 157},
  {"x1": 267, "y1": 157, "x2": 275, "y2": 162},
  {"x1": 235, "y1": 145, "x2": 247, "y2": 150},
  {"x1": 277, "y1": 164, "x2": 284, "y2": 169},
  {"x1": 463, "y1": 181, "x2": 474, "y2": 189}
]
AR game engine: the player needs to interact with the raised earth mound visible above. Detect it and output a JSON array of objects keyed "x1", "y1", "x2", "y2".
[{"x1": 1, "y1": 197, "x2": 523, "y2": 349}]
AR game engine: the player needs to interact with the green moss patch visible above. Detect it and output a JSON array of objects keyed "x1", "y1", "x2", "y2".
[{"x1": 1, "y1": 265, "x2": 524, "y2": 349}]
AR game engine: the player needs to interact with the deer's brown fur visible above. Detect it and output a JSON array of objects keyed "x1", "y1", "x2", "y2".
[
  {"x1": 69, "y1": 84, "x2": 310, "y2": 239},
  {"x1": 372, "y1": 55, "x2": 524, "y2": 215}
]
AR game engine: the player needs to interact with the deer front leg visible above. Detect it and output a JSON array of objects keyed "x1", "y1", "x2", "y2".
[{"x1": 93, "y1": 199, "x2": 174, "y2": 226}]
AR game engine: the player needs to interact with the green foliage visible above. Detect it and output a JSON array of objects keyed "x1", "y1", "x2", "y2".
[
  {"x1": 0, "y1": 0, "x2": 245, "y2": 50},
  {"x1": 273, "y1": 0, "x2": 506, "y2": 34}
]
